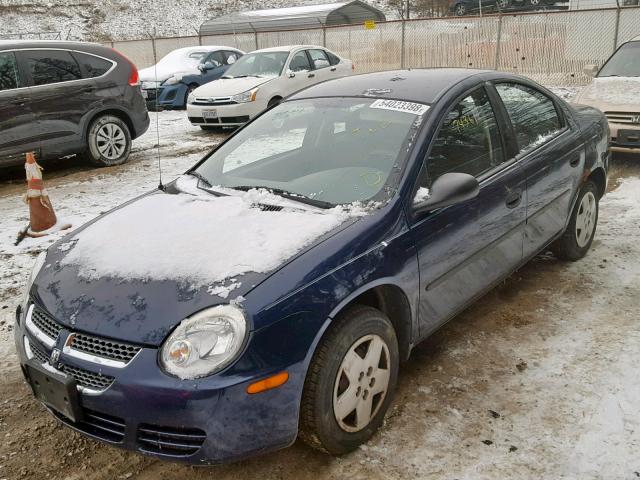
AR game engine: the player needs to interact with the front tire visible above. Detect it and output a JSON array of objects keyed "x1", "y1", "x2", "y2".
[
  {"x1": 552, "y1": 181, "x2": 599, "y2": 261},
  {"x1": 454, "y1": 3, "x2": 467, "y2": 15},
  {"x1": 86, "y1": 115, "x2": 132, "y2": 167},
  {"x1": 183, "y1": 83, "x2": 198, "y2": 109},
  {"x1": 299, "y1": 305, "x2": 399, "y2": 455}
]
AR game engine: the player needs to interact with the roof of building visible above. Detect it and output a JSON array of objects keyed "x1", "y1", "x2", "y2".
[{"x1": 200, "y1": 1, "x2": 385, "y2": 36}]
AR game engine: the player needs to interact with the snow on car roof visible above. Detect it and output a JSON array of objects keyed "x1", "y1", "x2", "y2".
[{"x1": 254, "y1": 45, "x2": 323, "y2": 53}]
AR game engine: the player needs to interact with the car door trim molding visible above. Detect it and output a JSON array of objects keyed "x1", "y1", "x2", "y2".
[{"x1": 1, "y1": 48, "x2": 116, "y2": 91}]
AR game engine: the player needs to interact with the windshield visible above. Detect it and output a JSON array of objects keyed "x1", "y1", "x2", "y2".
[
  {"x1": 156, "y1": 49, "x2": 209, "y2": 70},
  {"x1": 223, "y1": 51, "x2": 289, "y2": 78},
  {"x1": 194, "y1": 98, "x2": 428, "y2": 206},
  {"x1": 598, "y1": 41, "x2": 640, "y2": 77}
]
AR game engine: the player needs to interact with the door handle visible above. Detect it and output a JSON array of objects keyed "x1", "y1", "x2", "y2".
[
  {"x1": 308, "y1": 73, "x2": 315, "y2": 78},
  {"x1": 569, "y1": 156, "x2": 580, "y2": 167},
  {"x1": 505, "y1": 191, "x2": 522, "y2": 209}
]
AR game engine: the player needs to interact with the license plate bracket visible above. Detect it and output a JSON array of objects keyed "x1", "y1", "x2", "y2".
[
  {"x1": 203, "y1": 109, "x2": 218, "y2": 121},
  {"x1": 25, "y1": 360, "x2": 83, "y2": 423},
  {"x1": 617, "y1": 129, "x2": 640, "y2": 146}
]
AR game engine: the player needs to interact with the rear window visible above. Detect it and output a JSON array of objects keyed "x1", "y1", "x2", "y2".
[
  {"x1": 73, "y1": 52, "x2": 113, "y2": 78},
  {"x1": 0, "y1": 51, "x2": 20, "y2": 90},
  {"x1": 326, "y1": 51, "x2": 341, "y2": 66},
  {"x1": 24, "y1": 50, "x2": 82, "y2": 86}
]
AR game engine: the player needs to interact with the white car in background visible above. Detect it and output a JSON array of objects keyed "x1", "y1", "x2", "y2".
[{"x1": 186, "y1": 45, "x2": 353, "y2": 129}]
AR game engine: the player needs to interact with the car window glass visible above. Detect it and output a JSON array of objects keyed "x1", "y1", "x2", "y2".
[
  {"x1": 25, "y1": 50, "x2": 82, "y2": 86},
  {"x1": 309, "y1": 49, "x2": 330, "y2": 70},
  {"x1": 0, "y1": 52, "x2": 20, "y2": 90},
  {"x1": 326, "y1": 51, "x2": 341, "y2": 66},
  {"x1": 427, "y1": 88, "x2": 505, "y2": 183},
  {"x1": 224, "y1": 51, "x2": 239, "y2": 65},
  {"x1": 206, "y1": 51, "x2": 226, "y2": 67},
  {"x1": 72, "y1": 52, "x2": 112, "y2": 78},
  {"x1": 289, "y1": 51, "x2": 311, "y2": 73},
  {"x1": 598, "y1": 41, "x2": 640, "y2": 77},
  {"x1": 495, "y1": 83, "x2": 562, "y2": 153}
]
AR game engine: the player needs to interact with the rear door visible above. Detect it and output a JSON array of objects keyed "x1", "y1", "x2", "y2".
[
  {"x1": 307, "y1": 49, "x2": 333, "y2": 83},
  {"x1": 492, "y1": 82, "x2": 584, "y2": 258},
  {"x1": 0, "y1": 50, "x2": 38, "y2": 166},
  {"x1": 411, "y1": 86, "x2": 526, "y2": 337},
  {"x1": 17, "y1": 49, "x2": 99, "y2": 158}
]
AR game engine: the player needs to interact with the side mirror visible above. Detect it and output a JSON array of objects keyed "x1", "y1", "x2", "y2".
[
  {"x1": 287, "y1": 70, "x2": 296, "y2": 78},
  {"x1": 412, "y1": 172, "x2": 479, "y2": 214},
  {"x1": 583, "y1": 64, "x2": 599, "y2": 77}
]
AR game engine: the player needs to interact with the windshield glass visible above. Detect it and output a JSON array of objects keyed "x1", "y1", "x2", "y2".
[
  {"x1": 194, "y1": 98, "x2": 427, "y2": 205},
  {"x1": 224, "y1": 52, "x2": 289, "y2": 78},
  {"x1": 598, "y1": 41, "x2": 640, "y2": 77},
  {"x1": 157, "y1": 49, "x2": 209, "y2": 70}
]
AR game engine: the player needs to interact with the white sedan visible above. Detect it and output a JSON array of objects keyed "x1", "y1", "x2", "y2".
[{"x1": 186, "y1": 45, "x2": 353, "y2": 129}]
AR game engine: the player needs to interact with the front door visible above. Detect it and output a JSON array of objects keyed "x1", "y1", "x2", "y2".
[
  {"x1": 0, "y1": 50, "x2": 38, "y2": 166},
  {"x1": 493, "y1": 82, "x2": 584, "y2": 258},
  {"x1": 410, "y1": 86, "x2": 526, "y2": 337}
]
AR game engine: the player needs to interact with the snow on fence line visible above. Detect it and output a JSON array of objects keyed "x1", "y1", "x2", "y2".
[{"x1": 105, "y1": 6, "x2": 640, "y2": 86}]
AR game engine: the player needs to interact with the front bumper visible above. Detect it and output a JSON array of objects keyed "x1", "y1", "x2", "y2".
[
  {"x1": 14, "y1": 304, "x2": 304, "y2": 464},
  {"x1": 608, "y1": 122, "x2": 640, "y2": 153},
  {"x1": 186, "y1": 101, "x2": 261, "y2": 127},
  {"x1": 143, "y1": 84, "x2": 188, "y2": 110}
]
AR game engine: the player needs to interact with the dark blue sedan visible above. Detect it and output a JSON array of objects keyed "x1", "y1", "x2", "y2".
[{"x1": 15, "y1": 69, "x2": 609, "y2": 464}]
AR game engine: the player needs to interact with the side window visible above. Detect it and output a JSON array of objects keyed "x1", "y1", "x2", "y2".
[
  {"x1": 309, "y1": 49, "x2": 330, "y2": 70},
  {"x1": 289, "y1": 51, "x2": 311, "y2": 73},
  {"x1": 326, "y1": 51, "x2": 341, "y2": 66},
  {"x1": 72, "y1": 52, "x2": 113, "y2": 78},
  {"x1": 224, "y1": 51, "x2": 239, "y2": 65},
  {"x1": 0, "y1": 52, "x2": 20, "y2": 90},
  {"x1": 206, "y1": 51, "x2": 226, "y2": 67},
  {"x1": 25, "y1": 50, "x2": 82, "y2": 86},
  {"x1": 427, "y1": 88, "x2": 505, "y2": 183},
  {"x1": 495, "y1": 83, "x2": 562, "y2": 153}
]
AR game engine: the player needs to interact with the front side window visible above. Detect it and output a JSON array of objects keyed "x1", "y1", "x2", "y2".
[
  {"x1": 309, "y1": 49, "x2": 330, "y2": 70},
  {"x1": 289, "y1": 51, "x2": 312, "y2": 73},
  {"x1": 224, "y1": 51, "x2": 239, "y2": 65},
  {"x1": 495, "y1": 83, "x2": 562, "y2": 153},
  {"x1": 25, "y1": 50, "x2": 82, "y2": 86},
  {"x1": 598, "y1": 41, "x2": 640, "y2": 78},
  {"x1": 0, "y1": 52, "x2": 20, "y2": 91},
  {"x1": 205, "y1": 51, "x2": 225, "y2": 68},
  {"x1": 223, "y1": 52, "x2": 289, "y2": 78},
  {"x1": 426, "y1": 88, "x2": 505, "y2": 183},
  {"x1": 73, "y1": 52, "x2": 113, "y2": 78},
  {"x1": 194, "y1": 98, "x2": 427, "y2": 205}
]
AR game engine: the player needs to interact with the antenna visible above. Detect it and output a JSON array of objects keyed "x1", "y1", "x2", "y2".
[{"x1": 148, "y1": 27, "x2": 164, "y2": 191}]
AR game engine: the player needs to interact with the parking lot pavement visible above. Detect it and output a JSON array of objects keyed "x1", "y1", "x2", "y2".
[{"x1": 0, "y1": 108, "x2": 639, "y2": 478}]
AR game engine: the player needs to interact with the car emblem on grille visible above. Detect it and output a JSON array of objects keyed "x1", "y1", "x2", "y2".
[{"x1": 50, "y1": 348, "x2": 61, "y2": 368}]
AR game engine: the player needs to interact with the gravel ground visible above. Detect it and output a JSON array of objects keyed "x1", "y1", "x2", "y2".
[{"x1": 1, "y1": 105, "x2": 639, "y2": 480}]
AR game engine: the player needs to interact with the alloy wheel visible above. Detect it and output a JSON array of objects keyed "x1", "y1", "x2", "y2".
[
  {"x1": 333, "y1": 334, "x2": 390, "y2": 433},
  {"x1": 575, "y1": 191, "x2": 596, "y2": 248},
  {"x1": 96, "y1": 123, "x2": 127, "y2": 160}
]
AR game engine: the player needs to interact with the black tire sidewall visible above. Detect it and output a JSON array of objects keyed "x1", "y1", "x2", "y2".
[
  {"x1": 86, "y1": 115, "x2": 131, "y2": 167},
  {"x1": 554, "y1": 181, "x2": 599, "y2": 261},
  {"x1": 306, "y1": 307, "x2": 399, "y2": 454}
]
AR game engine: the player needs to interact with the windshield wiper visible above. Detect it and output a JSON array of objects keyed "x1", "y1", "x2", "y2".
[
  {"x1": 230, "y1": 185, "x2": 335, "y2": 209},
  {"x1": 187, "y1": 171, "x2": 212, "y2": 187},
  {"x1": 221, "y1": 75, "x2": 233, "y2": 79}
]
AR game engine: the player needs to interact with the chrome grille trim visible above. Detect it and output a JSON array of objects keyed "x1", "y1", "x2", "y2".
[
  {"x1": 605, "y1": 112, "x2": 640, "y2": 124},
  {"x1": 25, "y1": 305, "x2": 56, "y2": 348}
]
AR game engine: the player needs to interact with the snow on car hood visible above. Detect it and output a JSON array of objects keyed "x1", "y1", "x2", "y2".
[
  {"x1": 575, "y1": 76, "x2": 640, "y2": 111},
  {"x1": 31, "y1": 176, "x2": 365, "y2": 345},
  {"x1": 139, "y1": 65, "x2": 199, "y2": 84},
  {"x1": 192, "y1": 76, "x2": 275, "y2": 97}
]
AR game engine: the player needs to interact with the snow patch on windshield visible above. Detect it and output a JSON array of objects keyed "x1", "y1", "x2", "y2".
[{"x1": 59, "y1": 181, "x2": 366, "y2": 287}]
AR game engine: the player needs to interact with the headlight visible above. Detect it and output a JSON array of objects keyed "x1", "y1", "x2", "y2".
[
  {"x1": 231, "y1": 87, "x2": 259, "y2": 103},
  {"x1": 160, "y1": 305, "x2": 247, "y2": 379},
  {"x1": 21, "y1": 251, "x2": 46, "y2": 311},
  {"x1": 163, "y1": 75, "x2": 181, "y2": 86},
  {"x1": 187, "y1": 92, "x2": 195, "y2": 104}
]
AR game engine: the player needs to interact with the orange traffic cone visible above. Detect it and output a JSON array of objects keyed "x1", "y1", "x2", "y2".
[{"x1": 22, "y1": 152, "x2": 71, "y2": 238}]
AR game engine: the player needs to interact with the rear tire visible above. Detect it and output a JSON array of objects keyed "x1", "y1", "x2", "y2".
[
  {"x1": 552, "y1": 181, "x2": 598, "y2": 261},
  {"x1": 299, "y1": 305, "x2": 399, "y2": 455},
  {"x1": 85, "y1": 115, "x2": 131, "y2": 167}
]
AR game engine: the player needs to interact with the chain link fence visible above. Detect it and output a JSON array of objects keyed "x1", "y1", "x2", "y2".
[{"x1": 107, "y1": 6, "x2": 640, "y2": 86}]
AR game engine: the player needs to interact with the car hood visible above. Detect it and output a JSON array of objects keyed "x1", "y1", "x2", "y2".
[
  {"x1": 31, "y1": 177, "x2": 357, "y2": 346},
  {"x1": 192, "y1": 76, "x2": 275, "y2": 97},
  {"x1": 139, "y1": 65, "x2": 199, "y2": 84},
  {"x1": 575, "y1": 76, "x2": 640, "y2": 112}
]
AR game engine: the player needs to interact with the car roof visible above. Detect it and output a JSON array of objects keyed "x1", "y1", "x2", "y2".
[
  {"x1": 289, "y1": 68, "x2": 498, "y2": 104},
  {"x1": 0, "y1": 40, "x2": 103, "y2": 49},
  {"x1": 254, "y1": 45, "x2": 324, "y2": 53}
]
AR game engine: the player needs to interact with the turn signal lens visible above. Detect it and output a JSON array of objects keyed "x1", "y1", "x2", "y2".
[{"x1": 247, "y1": 372, "x2": 289, "y2": 394}]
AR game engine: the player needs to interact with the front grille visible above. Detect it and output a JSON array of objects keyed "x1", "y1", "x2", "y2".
[
  {"x1": 138, "y1": 424, "x2": 206, "y2": 457},
  {"x1": 62, "y1": 364, "x2": 114, "y2": 391},
  {"x1": 31, "y1": 307, "x2": 63, "y2": 341},
  {"x1": 30, "y1": 339, "x2": 49, "y2": 364},
  {"x1": 52, "y1": 408, "x2": 125, "y2": 443},
  {"x1": 70, "y1": 333, "x2": 141, "y2": 363},
  {"x1": 193, "y1": 96, "x2": 236, "y2": 106},
  {"x1": 605, "y1": 112, "x2": 640, "y2": 124}
]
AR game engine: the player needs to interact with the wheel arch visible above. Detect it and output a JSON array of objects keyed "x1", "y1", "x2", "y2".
[
  {"x1": 84, "y1": 108, "x2": 136, "y2": 141},
  {"x1": 587, "y1": 167, "x2": 607, "y2": 199}
]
